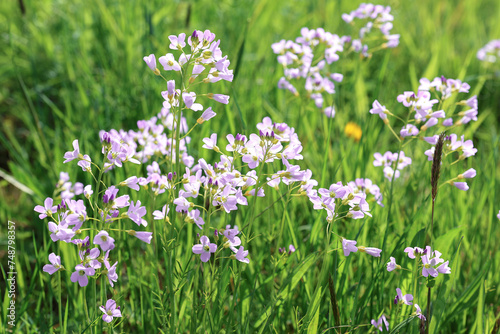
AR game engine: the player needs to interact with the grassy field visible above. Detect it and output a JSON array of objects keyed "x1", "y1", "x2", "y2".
[{"x1": 1, "y1": 0, "x2": 500, "y2": 333}]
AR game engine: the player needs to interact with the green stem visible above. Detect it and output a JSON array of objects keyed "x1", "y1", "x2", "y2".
[{"x1": 58, "y1": 271, "x2": 63, "y2": 332}]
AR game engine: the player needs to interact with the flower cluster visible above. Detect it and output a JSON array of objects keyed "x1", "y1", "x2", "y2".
[
  {"x1": 144, "y1": 29, "x2": 233, "y2": 108},
  {"x1": 371, "y1": 284, "x2": 427, "y2": 330},
  {"x1": 477, "y1": 39, "x2": 500, "y2": 63},
  {"x1": 278, "y1": 244, "x2": 296, "y2": 255},
  {"x1": 386, "y1": 245, "x2": 451, "y2": 278},
  {"x1": 192, "y1": 226, "x2": 250, "y2": 264},
  {"x1": 308, "y1": 181, "x2": 372, "y2": 221},
  {"x1": 51, "y1": 172, "x2": 86, "y2": 201},
  {"x1": 424, "y1": 134, "x2": 477, "y2": 191},
  {"x1": 342, "y1": 3, "x2": 399, "y2": 55},
  {"x1": 373, "y1": 151, "x2": 412, "y2": 181},
  {"x1": 99, "y1": 110, "x2": 192, "y2": 168},
  {"x1": 341, "y1": 238, "x2": 381, "y2": 257},
  {"x1": 371, "y1": 77, "x2": 477, "y2": 139},
  {"x1": 347, "y1": 178, "x2": 384, "y2": 206},
  {"x1": 371, "y1": 314, "x2": 389, "y2": 332},
  {"x1": 272, "y1": 27, "x2": 347, "y2": 117},
  {"x1": 272, "y1": 5, "x2": 399, "y2": 118},
  {"x1": 178, "y1": 115, "x2": 379, "y2": 264},
  {"x1": 39, "y1": 174, "x2": 153, "y2": 283}
]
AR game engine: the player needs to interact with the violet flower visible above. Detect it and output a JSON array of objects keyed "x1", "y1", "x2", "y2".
[
  {"x1": 100, "y1": 299, "x2": 122, "y2": 323},
  {"x1": 192, "y1": 236, "x2": 217, "y2": 262},
  {"x1": 43, "y1": 253, "x2": 64, "y2": 275}
]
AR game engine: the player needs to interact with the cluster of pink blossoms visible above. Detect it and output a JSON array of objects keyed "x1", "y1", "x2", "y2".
[
  {"x1": 387, "y1": 245, "x2": 451, "y2": 278},
  {"x1": 424, "y1": 134, "x2": 477, "y2": 191},
  {"x1": 143, "y1": 29, "x2": 233, "y2": 109},
  {"x1": 271, "y1": 4, "x2": 398, "y2": 118},
  {"x1": 271, "y1": 28, "x2": 347, "y2": 117},
  {"x1": 371, "y1": 245, "x2": 448, "y2": 331},
  {"x1": 342, "y1": 3, "x2": 400, "y2": 55},
  {"x1": 376, "y1": 245, "x2": 451, "y2": 329},
  {"x1": 102, "y1": 110, "x2": 193, "y2": 168},
  {"x1": 370, "y1": 76, "x2": 477, "y2": 136},
  {"x1": 369, "y1": 75, "x2": 478, "y2": 195},
  {"x1": 347, "y1": 178, "x2": 384, "y2": 207},
  {"x1": 39, "y1": 140, "x2": 154, "y2": 322},
  {"x1": 477, "y1": 39, "x2": 500, "y2": 63},
  {"x1": 183, "y1": 115, "x2": 381, "y2": 261},
  {"x1": 371, "y1": 286, "x2": 426, "y2": 332},
  {"x1": 51, "y1": 171, "x2": 86, "y2": 201},
  {"x1": 373, "y1": 151, "x2": 412, "y2": 181}
]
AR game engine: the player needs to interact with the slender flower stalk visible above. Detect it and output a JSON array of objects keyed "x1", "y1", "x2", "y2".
[{"x1": 426, "y1": 132, "x2": 445, "y2": 334}]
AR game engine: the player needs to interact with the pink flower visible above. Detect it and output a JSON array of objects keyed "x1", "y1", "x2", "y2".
[
  {"x1": 415, "y1": 304, "x2": 426, "y2": 321},
  {"x1": 232, "y1": 246, "x2": 250, "y2": 264},
  {"x1": 394, "y1": 288, "x2": 413, "y2": 306},
  {"x1": 153, "y1": 204, "x2": 170, "y2": 221},
  {"x1": 342, "y1": 238, "x2": 358, "y2": 257},
  {"x1": 371, "y1": 314, "x2": 389, "y2": 332},
  {"x1": 63, "y1": 139, "x2": 81, "y2": 163},
  {"x1": 43, "y1": 253, "x2": 63, "y2": 275},
  {"x1": 387, "y1": 257, "x2": 400, "y2": 272},
  {"x1": 369, "y1": 100, "x2": 388, "y2": 120},
  {"x1": 34, "y1": 197, "x2": 58, "y2": 219},
  {"x1": 197, "y1": 107, "x2": 216, "y2": 124},
  {"x1": 208, "y1": 93, "x2": 230, "y2": 104},
  {"x1": 192, "y1": 236, "x2": 217, "y2": 262},
  {"x1": 100, "y1": 299, "x2": 122, "y2": 323},
  {"x1": 159, "y1": 53, "x2": 181, "y2": 71},
  {"x1": 458, "y1": 168, "x2": 476, "y2": 179},
  {"x1": 168, "y1": 33, "x2": 186, "y2": 50},
  {"x1": 202, "y1": 133, "x2": 218, "y2": 151},
  {"x1": 453, "y1": 182, "x2": 469, "y2": 191},
  {"x1": 422, "y1": 254, "x2": 439, "y2": 277},
  {"x1": 70, "y1": 264, "x2": 95, "y2": 287},
  {"x1": 143, "y1": 54, "x2": 157, "y2": 71},
  {"x1": 404, "y1": 246, "x2": 424, "y2": 259},
  {"x1": 128, "y1": 200, "x2": 148, "y2": 226},
  {"x1": 93, "y1": 230, "x2": 115, "y2": 252},
  {"x1": 436, "y1": 260, "x2": 451, "y2": 274},
  {"x1": 324, "y1": 106, "x2": 335, "y2": 118},
  {"x1": 358, "y1": 246, "x2": 382, "y2": 257}
]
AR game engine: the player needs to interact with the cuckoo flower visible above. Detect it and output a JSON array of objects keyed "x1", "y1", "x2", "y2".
[
  {"x1": 93, "y1": 230, "x2": 115, "y2": 252},
  {"x1": 34, "y1": 197, "x2": 58, "y2": 219},
  {"x1": 394, "y1": 288, "x2": 413, "y2": 306},
  {"x1": 43, "y1": 253, "x2": 64, "y2": 275},
  {"x1": 371, "y1": 314, "x2": 389, "y2": 332},
  {"x1": 342, "y1": 238, "x2": 358, "y2": 257},
  {"x1": 100, "y1": 299, "x2": 122, "y2": 323},
  {"x1": 70, "y1": 264, "x2": 95, "y2": 287},
  {"x1": 192, "y1": 236, "x2": 217, "y2": 262}
]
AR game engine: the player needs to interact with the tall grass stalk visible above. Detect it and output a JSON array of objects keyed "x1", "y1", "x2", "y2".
[{"x1": 426, "y1": 133, "x2": 445, "y2": 333}]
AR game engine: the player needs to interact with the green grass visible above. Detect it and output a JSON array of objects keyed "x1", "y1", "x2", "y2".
[{"x1": 1, "y1": 0, "x2": 500, "y2": 333}]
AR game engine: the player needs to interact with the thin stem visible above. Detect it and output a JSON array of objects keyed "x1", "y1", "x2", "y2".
[
  {"x1": 58, "y1": 271, "x2": 63, "y2": 331},
  {"x1": 426, "y1": 198, "x2": 436, "y2": 334}
]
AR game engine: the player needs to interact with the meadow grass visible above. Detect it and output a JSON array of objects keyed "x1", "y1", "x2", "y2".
[{"x1": 1, "y1": 0, "x2": 499, "y2": 333}]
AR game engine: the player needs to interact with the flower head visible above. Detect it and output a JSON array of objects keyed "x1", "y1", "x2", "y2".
[
  {"x1": 100, "y1": 299, "x2": 122, "y2": 323},
  {"x1": 342, "y1": 238, "x2": 358, "y2": 257},
  {"x1": 192, "y1": 236, "x2": 217, "y2": 262},
  {"x1": 93, "y1": 230, "x2": 115, "y2": 252},
  {"x1": 394, "y1": 288, "x2": 413, "y2": 306},
  {"x1": 34, "y1": 197, "x2": 58, "y2": 219},
  {"x1": 371, "y1": 314, "x2": 389, "y2": 332},
  {"x1": 70, "y1": 264, "x2": 95, "y2": 287},
  {"x1": 43, "y1": 253, "x2": 64, "y2": 275}
]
